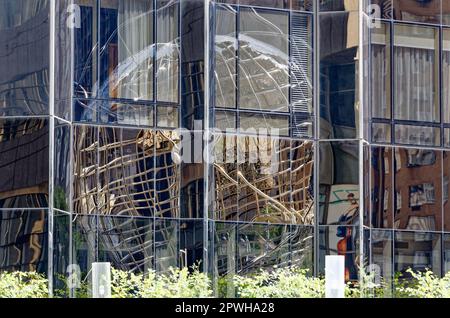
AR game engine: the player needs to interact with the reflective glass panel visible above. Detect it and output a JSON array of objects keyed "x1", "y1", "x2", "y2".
[
  {"x1": 238, "y1": 8, "x2": 289, "y2": 112},
  {"x1": 394, "y1": 148, "x2": 442, "y2": 231},
  {"x1": 393, "y1": 0, "x2": 441, "y2": 24},
  {"x1": 371, "y1": 147, "x2": 393, "y2": 228}
]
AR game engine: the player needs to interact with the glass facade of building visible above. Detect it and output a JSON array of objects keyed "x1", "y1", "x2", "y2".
[{"x1": 1, "y1": 0, "x2": 450, "y2": 297}]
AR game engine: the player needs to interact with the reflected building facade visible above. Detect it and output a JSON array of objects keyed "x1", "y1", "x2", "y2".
[{"x1": 1, "y1": 0, "x2": 449, "y2": 297}]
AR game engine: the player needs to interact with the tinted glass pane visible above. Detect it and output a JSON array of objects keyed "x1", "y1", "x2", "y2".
[
  {"x1": 156, "y1": 0, "x2": 179, "y2": 103},
  {"x1": 239, "y1": 8, "x2": 289, "y2": 112},
  {"x1": 394, "y1": 231, "x2": 441, "y2": 276},
  {"x1": 215, "y1": 5, "x2": 236, "y2": 109},
  {"x1": 0, "y1": 0, "x2": 49, "y2": 116},
  {"x1": 98, "y1": 127, "x2": 155, "y2": 216},
  {"x1": 154, "y1": 218, "x2": 178, "y2": 272},
  {"x1": 319, "y1": 141, "x2": 359, "y2": 225},
  {"x1": 320, "y1": 12, "x2": 359, "y2": 139},
  {"x1": 0, "y1": 210, "x2": 48, "y2": 273},
  {"x1": 98, "y1": 216, "x2": 153, "y2": 273},
  {"x1": 319, "y1": 226, "x2": 359, "y2": 282},
  {"x1": 443, "y1": 151, "x2": 450, "y2": 231},
  {"x1": 239, "y1": 113, "x2": 289, "y2": 137},
  {"x1": 394, "y1": 148, "x2": 442, "y2": 231},
  {"x1": 443, "y1": 29, "x2": 450, "y2": 124},
  {"x1": 0, "y1": 119, "x2": 49, "y2": 209},
  {"x1": 53, "y1": 211, "x2": 70, "y2": 296},
  {"x1": 74, "y1": 0, "x2": 97, "y2": 98},
  {"x1": 371, "y1": 147, "x2": 393, "y2": 228},
  {"x1": 98, "y1": 0, "x2": 154, "y2": 101},
  {"x1": 54, "y1": 121, "x2": 71, "y2": 212},
  {"x1": 370, "y1": 229, "x2": 393, "y2": 293},
  {"x1": 393, "y1": 24, "x2": 438, "y2": 123},
  {"x1": 371, "y1": 22, "x2": 391, "y2": 120}
]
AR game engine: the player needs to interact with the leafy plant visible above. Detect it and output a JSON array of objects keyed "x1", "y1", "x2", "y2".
[{"x1": 0, "y1": 271, "x2": 48, "y2": 298}]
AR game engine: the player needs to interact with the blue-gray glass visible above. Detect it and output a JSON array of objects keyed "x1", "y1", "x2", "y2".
[
  {"x1": 54, "y1": 121, "x2": 71, "y2": 212},
  {"x1": 74, "y1": 0, "x2": 97, "y2": 99},
  {"x1": 319, "y1": 141, "x2": 359, "y2": 225},
  {"x1": 318, "y1": 226, "x2": 359, "y2": 281},
  {"x1": 0, "y1": 119, "x2": 49, "y2": 209},
  {"x1": 53, "y1": 211, "x2": 71, "y2": 296},
  {"x1": 98, "y1": 215, "x2": 154, "y2": 273},
  {"x1": 394, "y1": 148, "x2": 442, "y2": 231},
  {"x1": 394, "y1": 231, "x2": 441, "y2": 277},
  {"x1": 319, "y1": 12, "x2": 358, "y2": 139},
  {"x1": 55, "y1": 0, "x2": 73, "y2": 120},
  {"x1": 0, "y1": 210, "x2": 48, "y2": 273},
  {"x1": 98, "y1": 0, "x2": 154, "y2": 101},
  {"x1": 0, "y1": 0, "x2": 49, "y2": 116},
  {"x1": 370, "y1": 147, "x2": 393, "y2": 228},
  {"x1": 154, "y1": 218, "x2": 179, "y2": 272},
  {"x1": 393, "y1": 0, "x2": 441, "y2": 24}
]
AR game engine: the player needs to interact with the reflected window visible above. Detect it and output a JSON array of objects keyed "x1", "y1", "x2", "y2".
[
  {"x1": 393, "y1": 24, "x2": 439, "y2": 123},
  {"x1": 155, "y1": 219, "x2": 178, "y2": 272},
  {"x1": 394, "y1": 148, "x2": 442, "y2": 231},
  {"x1": 394, "y1": 231, "x2": 441, "y2": 276}
]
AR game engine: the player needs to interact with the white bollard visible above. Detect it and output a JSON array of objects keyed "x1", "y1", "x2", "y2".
[
  {"x1": 92, "y1": 262, "x2": 111, "y2": 298},
  {"x1": 325, "y1": 255, "x2": 345, "y2": 298}
]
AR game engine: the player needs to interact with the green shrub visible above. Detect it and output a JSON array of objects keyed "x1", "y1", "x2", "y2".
[{"x1": 0, "y1": 271, "x2": 48, "y2": 298}]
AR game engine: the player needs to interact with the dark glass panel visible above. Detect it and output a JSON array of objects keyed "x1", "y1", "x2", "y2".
[
  {"x1": 319, "y1": 141, "x2": 359, "y2": 225},
  {"x1": 444, "y1": 234, "x2": 450, "y2": 274},
  {"x1": 0, "y1": 0, "x2": 49, "y2": 116},
  {"x1": 372, "y1": 122, "x2": 391, "y2": 143},
  {"x1": 320, "y1": 0, "x2": 358, "y2": 12},
  {"x1": 72, "y1": 215, "x2": 97, "y2": 297},
  {"x1": 99, "y1": 101, "x2": 154, "y2": 126},
  {"x1": 443, "y1": 29, "x2": 450, "y2": 124},
  {"x1": 0, "y1": 119, "x2": 49, "y2": 209},
  {"x1": 0, "y1": 210, "x2": 48, "y2": 273},
  {"x1": 154, "y1": 218, "x2": 178, "y2": 272},
  {"x1": 320, "y1": 12, "x2": 359, "y2": 139},
  {"x1": 98, "y1": 215, "x2": 154, "y2": 273},
  {"x1": 74, "y1": 0, "x2": 97, "y2": 98},
  {"x1": 53, "y1": 211, "x2": 71, "y2": 297},
  {"x1": 179, "y1": 220, "x2": 203, "y2": 269},
  {"x1": 54, "y1": 121, "x2": 70, "y2": 212},
  {"x1": 371, "y1": 147, "x2": 393, "y2": 228},
  {"x1": 394, "y1": 148, "x2": 442, "y2": 231}
]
